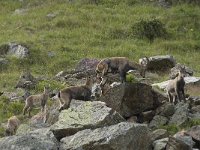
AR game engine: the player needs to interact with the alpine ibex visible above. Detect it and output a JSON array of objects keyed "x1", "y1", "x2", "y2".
[
  {"x1": 5, "y1": 116, "x2": 20, "y2": 136},
  {"x1": 23, "y1": 86, "x2": 50, "y2": 117},
  {"x1": 58, "y1": 76, "x2": 95, "y2": 111},
  {"x1": 166, "y1": 68, "x2": 186, "y2": 104},
  {"x1": 96, "y1": 57, "x2": 148, "y2": 83}
]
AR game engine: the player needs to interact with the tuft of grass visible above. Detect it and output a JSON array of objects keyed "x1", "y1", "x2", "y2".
[
  {"x1": 159, "y1": 124, "x2": 179, "y2": 135},
  {"x1": 0, "y1": 96, "x2": 24, "y2": 123}
]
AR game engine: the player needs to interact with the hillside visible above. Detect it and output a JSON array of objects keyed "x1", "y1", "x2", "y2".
[{"x1": 0, "y1": 0, "x2": 200, "y2": 144}]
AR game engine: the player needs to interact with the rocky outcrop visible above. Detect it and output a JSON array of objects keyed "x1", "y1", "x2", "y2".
[
  {"x1": 51, "y1": 101, "x2": 125, "y2": 140},
  {"x1": 98, "y1": 82, "x2": 166, "y2": 118},
  {"x1": 60, "y1": 122, "x2": 151, "y2": 150},
  {"x1": 140, "y1": 55, "x2": 176, "y2": 71}
]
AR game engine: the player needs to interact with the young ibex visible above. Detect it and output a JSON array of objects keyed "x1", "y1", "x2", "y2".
[
  {"x1": 58, "y1": 76, "x2": 95, "y2": 111},
  {"x1": 23, "y1": 86, "x2": 50, "y2": 117},
  {"x1": 166, "y1": 68, "x2": 186, "y2": 104},
  {"x1": 96, "y1": 57, "x2": 148, "y2": 83},
  {"x1": 5, "y1": 116, "x2": 20, "y2": 136}
]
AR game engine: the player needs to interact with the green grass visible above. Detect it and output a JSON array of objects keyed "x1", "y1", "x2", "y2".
[
  {"x1": 159, "y1": 119, "x2": 200, "y2": 135},
  {"x1": 0, "y1": 0, "x2": 200, "y2": 134}
]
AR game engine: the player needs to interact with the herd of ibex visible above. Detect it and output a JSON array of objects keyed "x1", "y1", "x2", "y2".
[{"x1": 5, "y1": 56, "x2": 187, "y2": 136}]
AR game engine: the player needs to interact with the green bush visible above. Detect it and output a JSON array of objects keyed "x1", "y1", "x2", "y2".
[{"x1": 132, "y1": 18, "x2": 168, "y2": 42}]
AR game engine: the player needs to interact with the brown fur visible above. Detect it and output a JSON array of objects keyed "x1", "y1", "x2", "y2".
[
  {"x1": 5, "y1": 116, "x2": 20, "y2": 136},
  {"x1": 58, "y1": 76, "x2": 95, "y2": 111},
  {"x1": 96, "y1": 57, "x2": 147, "y2": 83},
  {"x1": 23, "y1": 86, "x2": 50, "y2": 117},
  {"x1": 166, "y1": 69, "x2": 186, "y2": 104}
]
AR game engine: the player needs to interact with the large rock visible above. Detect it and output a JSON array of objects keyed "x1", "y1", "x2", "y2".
[
  {"x1": 60, "y1": 122, "x2": 151, "y2": 150},
  {"x1": 156, "y1": 102, "x2": 175, "y2": 118},
  {"x1": 139, "y1": 55, "x2": 176, "y2": 71},
  {"x1": 152, "y1": 76, "x2": 200, "y2": 90},
  {"x1": 75, "y1": 58, "x2": 99, "y2": 72},
  {"x1": 98, "y1": 82, "x2": 165, "y2": 118},
  {"x1": 0, "y1": 128, "x2": 59, "y2": 150},
  {"x1": 51, "y1": 101, "x2": 125, "y2": 140},
  {"x1": 149, "y1": 115, "x2": 168, "y2": 129},
  {"x1": 174, "y1": 131, "x2": 195, "y2": 149},
  {"x1": 15, "y1": 71, "x2": 37, "y2": 89},
  {"x1": 8, "y1": 43, "x2": 29, "y2": 58},
  {"x1": 170, "y1": 63, "x2": 193, "y2": 79},
  {"x1": 0, "y1": 43, "x2": 29, "y2": 58},
  {"x1": 186, "y1": 125, "x2": 200, "y2": 148},
  {"x1": 169, "y1": 102, "x2": 189, "y2": 126},
  {"x1": 165, "y1": 136, "x2": 192, "y2": 150}
]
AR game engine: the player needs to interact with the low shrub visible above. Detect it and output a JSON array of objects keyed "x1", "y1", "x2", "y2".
[{"x1": 132, "y1": 18, "x2": 168, "y2": 42}]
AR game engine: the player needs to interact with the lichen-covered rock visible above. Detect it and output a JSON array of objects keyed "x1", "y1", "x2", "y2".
[
  {"x1": 149, "y1": 115, "x2": 168, "y2": 129},
  {"x1": 51, "y1": 101, "x2": 125, "y2": 140},
  {"x1": 98, "y1": 82, "x2": 164, "y2": 118},
  {"x1": 60, "y1": 122, "x2": 151, "y2": 150},
  {"x1": 169, "y1": 102, "x2": 189, "y2": 126},
  {"x1": 0, "y1": 128, "x2": 59, "y2": 150}
]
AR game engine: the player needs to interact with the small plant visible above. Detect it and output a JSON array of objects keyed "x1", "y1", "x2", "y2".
[
  {"x1": 159, "y1": 124, "x2": 179, "y2": 135},
  {"x1": 132, "y1": 18, "x2": 168, "y2": 42},
  {"x1": 126, "y1": 73, "x2": 136, "y2": 83}
]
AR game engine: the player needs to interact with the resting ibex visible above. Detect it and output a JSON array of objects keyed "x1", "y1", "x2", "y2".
[
  {"x1": 166, "y1": 68, "x2": 186, "y2": 104},
  {"x1": 96, "y1": 57, "x2": 148, "y2": 83},
  {"x1": 5, "y1": 116, "x2": 20, "y2": 136},
  {"x1": 58, "y1": 76, "x2": 95, "y2": 111},
  {"x1": 23, "y1": 86, "x2": 50, "y2": 117}
]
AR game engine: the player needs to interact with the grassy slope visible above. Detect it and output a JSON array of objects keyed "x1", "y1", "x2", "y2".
[{"x1": 0, "y1": 0, "x2": 200, "y2": 134}]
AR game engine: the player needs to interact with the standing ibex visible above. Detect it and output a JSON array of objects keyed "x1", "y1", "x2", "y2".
[
  {"x1": 5, "y1": 116, "x2": 20, "y2": 136},
  {"x1": 166, "y1": 68, "x2": 186, "y2": 104},
  {"x1": 23, "y1": 86, "x2": 50, "y2": 117},
  {"x1": 96, "y1": 57, "x2": 148, "y2": 83},
  {"x1": 58, "y1": 76, "x2": 95, "y2": 111}
]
